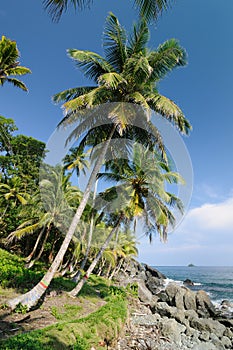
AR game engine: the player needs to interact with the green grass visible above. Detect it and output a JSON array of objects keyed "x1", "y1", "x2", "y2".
[
  {"x1": 0, "y1": 249, "x2": 130, "y2": 349},
  {"x1": 0, "y1": 297, "x2": 127, "y2": 349}
]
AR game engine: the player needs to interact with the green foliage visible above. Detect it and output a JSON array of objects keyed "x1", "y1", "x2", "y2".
[
  {"x1": 0, "y1": 249, "x2": 42, "y2": 290},
  {"x1": 72, "y1": 336, "x2": 89, "y2": 350},
  {"x1": 14, "y1": 302, "x2": 28, "y2": 314},
  {"x1": 0, "y1": 35, "x2": 31, "y2": 91},
  {"x1": 0, "y1": 332, "x2": 53, "y2": 350}
]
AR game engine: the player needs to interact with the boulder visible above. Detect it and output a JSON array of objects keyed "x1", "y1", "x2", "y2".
[
  {"x1": 183, "y1": 288, "x2": 197, "y2": 310},
  {"x1": 183, "y1": 278, "x2": 194, "y2": 286},
  {"x1": 196, "y1": 290, "x2": 217, "y2": 317},
  {"x1": 145, "y1": 275, "x2": 163, "y2": 294},
  {"x1": 159, "y1": 318, "x2": 186, "y2": 345},
  {"x1": 144, "y1": 264, "x2": 166, "y2": 279},
  {"x1": 190, "y1": 318, "x2": 226, "y2": 338},
  {"x1": 165, "y1": 283, "x2": 185, "y2": 309},
  {"x1": 137, "y1": 279, "x2": 153, "y2": 304}
]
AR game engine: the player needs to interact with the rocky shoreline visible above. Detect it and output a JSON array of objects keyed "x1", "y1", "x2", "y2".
[{"x1": 116, "y1": 261, "x2": 233, "y2": 350}]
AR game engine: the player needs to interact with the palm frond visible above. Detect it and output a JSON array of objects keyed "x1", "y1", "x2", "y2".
[
  {"x1": 103, "y1": 12, "x2": 127, "y2": 72},
  {"x1": 98, "y1": 72, "x2": 127, "y2": 90},
  {"x1": 43, "y1": 0, "x2": 92, "y2": 22},
  {"x1": 148, "y1": 38, "x2": 187, "y2": 81},
  {"x1": 134, "y1": 0, "x2": 172, "y2": 23},
  {"x1": 53, "y1": 86, "x2": 95, "y2": 104},
  {"x1": 127, "y1": 20, "x2": 149, "y2": 56},
  {"x1": 68, "y1": 49, "x2": 113, "y2": 82},
  {"x1": 147, "y1": 93, "x2": 191, "y2": 134}
]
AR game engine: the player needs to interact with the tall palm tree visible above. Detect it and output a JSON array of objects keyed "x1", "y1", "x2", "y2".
[
  {"x1": 0, "y1": 36, "x2": 31, "y2": 91},
  {"x1": 68, "y1": 143, "x2": 183, "y2": 296},
  {"x1": 7, "y1": 14, "x2": 190, "y2": 310},
  {"x1": 43, "y1": 0, "x2": 173, "y2": 22}
]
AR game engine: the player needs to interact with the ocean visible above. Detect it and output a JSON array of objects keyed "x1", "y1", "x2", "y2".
[{"x1": 154, "y1": 266, "x2": 233, "y2": 308}]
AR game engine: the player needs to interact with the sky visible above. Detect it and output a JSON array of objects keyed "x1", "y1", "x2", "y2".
[{"x1": 1, "y1": 0, "x2": 233, "y2": 266}]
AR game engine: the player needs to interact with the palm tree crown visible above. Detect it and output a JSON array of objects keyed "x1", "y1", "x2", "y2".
[
  {"x1": 0, "y1": 36, "x2": 31, "y2": 91},
  {"x1": 54, "y1": 13, "x2": 190, "y2": 136}
]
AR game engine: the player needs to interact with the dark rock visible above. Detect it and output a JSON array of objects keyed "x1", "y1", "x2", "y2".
[
  {"x1": 144, "y1": 264, "x2": 166, "y2": 279},
  {"x1": 145, "y1": 275, "x2": 163, "y2": 294},
  {"x1": 156, "y1": 290, "x2": 169, "y2": 303},
  {"x1": 183, "y1": 278, "x2": 194, "y2": 286}
]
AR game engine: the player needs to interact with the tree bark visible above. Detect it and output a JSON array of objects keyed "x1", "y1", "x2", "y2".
[
  {"x1": 72, "y1": 179, "x2": 98, "y2": 283},
  {"x1": 68, "y1": 219, "x2": 121, "y2": 297},
  {"x1": 25, "y1": 227, "x2": 45, "y2": 264},
  {"x1": 7, "y1": 126, "x2": 116, "y2": 310}
]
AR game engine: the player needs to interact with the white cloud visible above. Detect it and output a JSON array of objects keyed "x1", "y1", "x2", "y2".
[
  {"x1": 182, "y1": 197, "x2": 233, "y2": 232},
  {"x1": 138, "y1": 195, "x2": 233, "y2": 265}
]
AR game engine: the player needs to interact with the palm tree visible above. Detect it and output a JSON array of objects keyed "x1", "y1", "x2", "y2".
[
  {"x1": 7, "y1": 169, "x2": 82, "y2": 267},
  {"x1": 63, "y1": 145, "x2": 89, "y2": 178},
  {"x1": 68, "y1": 143, "x2": 183, "y2": 296},
  {"x1": 0, "y1": 36, "x2": 31, "y2": 91},
  {"x1": 43, "y1": 0, "x2": 173, "y2": 22},
  {"x1": 7, "y1": 14, "x2": 190, "y2": 310}
]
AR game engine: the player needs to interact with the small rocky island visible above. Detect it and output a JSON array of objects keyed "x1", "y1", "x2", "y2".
[{"x1": 116, "y1": 260, "x2": 233, "y2": 350}]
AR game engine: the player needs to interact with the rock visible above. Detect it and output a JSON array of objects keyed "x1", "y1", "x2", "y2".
[
  {"x1": 137, "y1": 279, "x2": 153, "y2": 304},
  {"x1": 145, "y1": 275, "x2": 163, "y2": 294},
  {"x1": 183, "y1": 278, "x2": 194, "y2": 286},
  {"x1": 144, "y1": 264, "x2": 166, "y2": 279},
  {"x1": 221, "y1": 335, "x2": 232, "y2": 348},
  {"x1": 190, "y1": 318, "x2": 226, "y2": 338},
  {"x1": 184, "y1": 288, "x2": 197, "y2": 310},
  {"x1": 192, "y1": 343, "x2": 218, "y2": 350},
  {"x1": 224, "y1": 327, "x2": 233, "y2": 339},
  {"x1": 199, "y1": 331, "x2": 210, "y2": 341},
  {"x1": 151, "y1": 301, "x2": 176, "y2": 317},
  {"x1": 159, "y1": 318, "x2": 186, "y2": 345},
  {"x1": 221, "y1": 299, "x2": 233, "y2": 308},
  {"x1": 184, "y1": 309, "x2": 199, "y2": 321},
  {"x1": 196, "y1": 290, "x2": 217, "y2": 317},
  {"x1": 165, "y1": 283, "x2": 185, "y2": 309},
  {"x1": 156, "y1": 290, "x2": 169, "y2": 303}
]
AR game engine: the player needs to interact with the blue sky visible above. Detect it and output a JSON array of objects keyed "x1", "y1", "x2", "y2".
[{"x1": 1, "y1": 0, "x2": 233, "y2": 266}]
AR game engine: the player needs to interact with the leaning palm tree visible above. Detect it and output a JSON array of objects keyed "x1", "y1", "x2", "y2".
[
  {"x1": 68, "y1": 143, "x2": 183, "y2": 296},
  {"x1": 7, "y1": 14, "x2": 190, "y2": 310},
  {"x1": 0, "y1": 36, "x2": 31, "y2": 91},
  {"x1": 43, "y1": 0, "x2": 173, "y2": 22}
]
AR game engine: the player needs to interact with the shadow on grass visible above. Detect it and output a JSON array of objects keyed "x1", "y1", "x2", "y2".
[{"x1": 0, "y1": 332, "x2": 76, "y2": 350}]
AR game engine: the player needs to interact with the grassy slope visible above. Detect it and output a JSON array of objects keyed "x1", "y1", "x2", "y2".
[{"x1": 0, "y1": 249, "x2": 129, "y2": 350}]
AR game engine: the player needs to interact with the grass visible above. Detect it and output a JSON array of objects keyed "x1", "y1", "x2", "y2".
[{"x1": 0, "y1": 248, "x2": 131, "y2": 349}]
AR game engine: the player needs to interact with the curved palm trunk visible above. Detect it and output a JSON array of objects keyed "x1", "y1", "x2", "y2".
[
  {"x1": 25, "y1": 227, "x2": 45, "y2": 264},
  {"x1": 72, "y1": 179, "x2": 98, "y2": 283},
  {"x1": 68, "y1": 218, "x2": 122, "y2": 297},
  {"x1": 7, "y1": 127, "x2": 116, "y2": 310},
  {"x1": 26, "y1": 226, "x2": 51, "y2": 268}
]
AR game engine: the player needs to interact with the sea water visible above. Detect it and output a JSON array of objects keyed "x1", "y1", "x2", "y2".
[{"x1": 154, "y1": 266, "x2": 233, "y2": 308}]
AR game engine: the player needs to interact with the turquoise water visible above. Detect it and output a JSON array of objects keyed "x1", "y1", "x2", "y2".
[{"x1": 154, "y1": 266, "x2": 233, "y2": 305}]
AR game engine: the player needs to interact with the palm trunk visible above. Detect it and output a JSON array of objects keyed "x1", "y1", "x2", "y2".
[
  {"x1": 68, "y1": 218, "x2": 122, "y2": 297},
  {"x1": 109, "y1": 258, "x2": 124, "y2": 280},
  {"x1": 97, "y1": 257, "x2": 105, "y2": 276},
  {"x1": 25, "y1": 227, "x2": 45, "y2": 264},
  {"x1": 27, "y1": 226, "x2": 51, "y2": 268},
  {"x1": 7, "y1": 126, "x2": 116, "y2": 310},
  {"x1": 72, "y1": 179, "x2": 98, "y2": 283}
]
